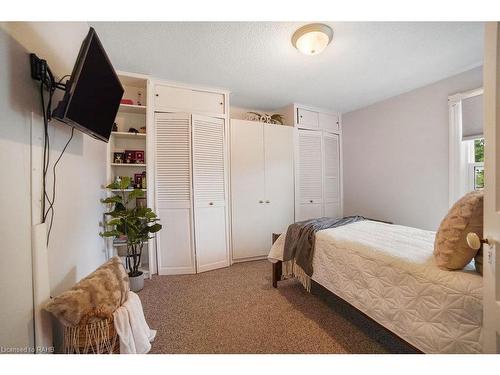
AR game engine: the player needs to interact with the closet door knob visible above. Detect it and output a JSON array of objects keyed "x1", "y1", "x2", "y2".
[{"x1": 219, "y1": 102, "x2": 224, "y2": 105}]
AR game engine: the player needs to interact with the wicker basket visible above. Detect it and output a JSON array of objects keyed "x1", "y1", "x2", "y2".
[{"x1": 63, "y1": 318, "x2": 119, "y2": 354}]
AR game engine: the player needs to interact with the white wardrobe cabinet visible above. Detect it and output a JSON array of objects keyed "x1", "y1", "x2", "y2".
[
  {"x1": 295, "y1": 129, "x2": 342, "y2": 221},
  {"x1": 192, "y1": 115, "x2": 229, "y2": 272},
  {"x1": 282, "y1": 103, "x2": 342, "y2": 222},
  {"x1": 153, "y1": 82, "x2": 230, "y2": 275},
  {"x1": 230, "y1": 120, "x2": 294, "y2": 261},
  {"x1": 322, "y1": 132, "x2": 341, "y2": 218},
  {"x1": 154, "y1": 85, "x2": 225, "y2": 115},
  {"x1": 296, "y1": 129, "x2": 323, "y2": 221},
  {"x1": 155, "y1": 112, "x2": 196, "y2": 275},
  {"x1": 319, "y1": 112, "x2": 340, "y2": 133},
  {"x1": 297, "y1": 108, "x2": 319, "y2": 129}
]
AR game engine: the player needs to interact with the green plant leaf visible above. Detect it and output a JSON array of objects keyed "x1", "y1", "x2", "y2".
[
  {"x1": 148, "y1": 223, "x2": 162, "y2": 233},
  {"x1": 106, "y1": 218, "x2": 122, "y2": 226},
  {"x1": 101, "y1": 196, "x2": 122, "y2": 204},
  {"x1": 128, "y1": 189, "x2": 144, "y2": 200},
  {"x1": 100, "y1": 230, "x2": 120, "y2": 237},
  {"x1": 120, "y1": 176, "x2": 132, "y2": 190},
  {"x1": 106, "y1": 182, "x2": 120, "y2": 190}
]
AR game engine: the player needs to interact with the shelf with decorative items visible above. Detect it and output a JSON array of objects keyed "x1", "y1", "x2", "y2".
[{"x1": 104, "y1": 71, "x2": 156, "y2": 280}]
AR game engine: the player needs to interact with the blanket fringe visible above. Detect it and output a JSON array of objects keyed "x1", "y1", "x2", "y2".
[{"x1": 281, "y1": 259, "x2": 311, "y2": 292}]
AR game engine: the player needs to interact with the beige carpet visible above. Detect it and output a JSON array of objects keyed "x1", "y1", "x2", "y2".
[{"x1": 139, "y1": 260, "x2": 417, "y2": 354}]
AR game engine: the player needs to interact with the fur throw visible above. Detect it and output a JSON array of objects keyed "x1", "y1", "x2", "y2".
[{"x1": 45, "y1": 257, "x2": 129, "y2": 327}]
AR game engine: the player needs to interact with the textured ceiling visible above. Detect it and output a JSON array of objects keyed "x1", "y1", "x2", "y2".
[{"x1": 90, "y1": 22, "x2": 484, "y2": 113}]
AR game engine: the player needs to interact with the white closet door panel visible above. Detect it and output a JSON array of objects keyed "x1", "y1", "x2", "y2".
[
  {"x1": 324, "y1": 203, "x2": 341, "y2": 219},
  {"x1": 192, "y1": 114, "x2": 228, "y2": 271},
  {"x1": 230, "y1": 120, "x2": 268, "y2": 259},
  {"x1": 155, "y1": 112, "x2": 195, "y2": 275},
  {"x1": 154, "y1": 85, "x2": 192, "y2": 111},
  {"x1": 297, "y1": 108, "x2": 319, "y2": 129},
  {"x1": 191, "y1": 90, "x2": 225, "y2": 114},
  {"x1": 195, "y1": 206, "x2": 229, "y2": 272},
  {"x1": 155, "y1": 113, "x2": 192, "y2": 205},
  {"x1": 157, "y1": 207, "x2": 195, "y2": 274},
  {"x1": 319, "y1": 112, "x2": 340, "y2": 133},
  {"x1": 264, "y1": 124, "x2": 294, "y2": 236},
  {"x1": 323, "y1": 133, "x2": 340, "y2": 207},
  {"x1": 297, "y1": 203, "x2": 323, "y2": 221},
  {"x1": 297, "y1": 130, "x2": 323, "y2": 204},
  {"x1": 192, "y1": 115, "x2": 226, "y2": 205}
]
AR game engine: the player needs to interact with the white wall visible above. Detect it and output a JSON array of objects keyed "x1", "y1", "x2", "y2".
[
  {"x1": 0, "y1": 26, "x2": 36, "y2": 351},
  {"x1": 342, "y1": 67, "x2": 483, "y2": 230},
  {"x1": 0, "y1": 22, "x2": 108, "y2": 349}
]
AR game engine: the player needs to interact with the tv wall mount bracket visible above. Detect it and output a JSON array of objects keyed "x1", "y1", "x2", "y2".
[{"x1": 30, "y1": 53, "x2": 68, "y2": 91}]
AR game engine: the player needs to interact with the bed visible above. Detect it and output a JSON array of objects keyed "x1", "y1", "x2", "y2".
[{"x1": 268, "y1": 220, "x2": 483, "y2": 354}]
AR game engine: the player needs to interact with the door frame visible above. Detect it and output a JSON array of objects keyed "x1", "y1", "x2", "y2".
[{"x1": 482, "y1": 21, "x2": 500, "y2": 354}]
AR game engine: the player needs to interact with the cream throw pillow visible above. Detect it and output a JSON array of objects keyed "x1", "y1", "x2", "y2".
[{"x1": 434, "y1": 190, "x2": 483, "y2": 271}]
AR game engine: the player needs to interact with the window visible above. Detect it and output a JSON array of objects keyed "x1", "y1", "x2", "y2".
[
  {"x1": 467, "y1": 138, "x2": 484, "y2": 191},
  {"x1": 448, "y1": 88, "x2": 483, "y2": 206}
]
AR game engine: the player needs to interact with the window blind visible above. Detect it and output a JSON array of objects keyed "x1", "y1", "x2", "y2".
[{"x1": 462, "y1": 94, "x2": 483, "y2": 140}]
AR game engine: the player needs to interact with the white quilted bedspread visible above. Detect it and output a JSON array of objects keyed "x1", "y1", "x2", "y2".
[{"x1": 268, "y1": 220, "x2": 483, "y2": 353}]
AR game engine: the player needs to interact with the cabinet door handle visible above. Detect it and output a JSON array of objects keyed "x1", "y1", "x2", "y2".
[
  {"x1": 259, "y1": 200, "x2": 263, "y2": 204},
  {"x1": 209, "y1": 202, "x2": 214, "y2": 206},
  {"x1": 219, "y1": 102, "x2": 224, "y2": 105},
  {"x1": 309, "y1": 200, "x2": 313, "y2": 203},
  {"x1": 155, "y1": 94, "x2": 159, "y2": 97},
  {"x1": 265, "y1": 200, "x2": 270, "y2": 204}
]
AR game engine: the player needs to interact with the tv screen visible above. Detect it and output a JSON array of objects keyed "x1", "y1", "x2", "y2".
[{"x1": 53, "y1": 27, "x2": 124, "y2": 142}]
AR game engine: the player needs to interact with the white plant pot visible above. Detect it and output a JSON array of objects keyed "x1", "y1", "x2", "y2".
[{"x1": 129, "y1": 272, "x2": 144, "y2": 292}]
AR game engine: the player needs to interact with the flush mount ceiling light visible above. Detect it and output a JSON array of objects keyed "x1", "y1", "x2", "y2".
[{"x1": 292, "y1": 23, "x2": 333, "y2": 56}]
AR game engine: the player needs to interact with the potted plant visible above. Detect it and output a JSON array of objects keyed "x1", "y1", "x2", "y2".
[{"x1": 100, "y1": 177, "x2": 162, "y2": 292}]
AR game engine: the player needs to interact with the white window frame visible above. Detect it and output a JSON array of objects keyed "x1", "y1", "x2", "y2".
[
  {"x1": 465, "y1": 138, "x2": 485, "y2": 191},
  {"x1": 448, "y1": 87, "x2": 483, "y2": 206}
]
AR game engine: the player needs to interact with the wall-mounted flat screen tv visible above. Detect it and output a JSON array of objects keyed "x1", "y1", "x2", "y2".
[{"x1": 53, "y1": 27, "x2": 123, "y2": 142}]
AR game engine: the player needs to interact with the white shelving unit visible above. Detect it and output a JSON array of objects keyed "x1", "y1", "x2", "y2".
[
  {"x1": 119, "y1": 104, "x2": 147, "y2": 114},
  {"x1": 111, "y1": 131, "x2": 147, "y2": 139},
  {"x1": 104, "y1": 71, "x2": 156, "y2": 279}
]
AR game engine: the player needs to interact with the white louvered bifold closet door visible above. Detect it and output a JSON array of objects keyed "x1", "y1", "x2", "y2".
[
  {"x1": 296, "y1": 129, "x2": 323, "y2": 221},
  {"x1": 155, "y1": 112, "x2": 196, "y2": 275},
  {"x1": 323, "y1": 132, "x2": 341, "y2": 218},
  {"x1": 192, "y1": 114, "x2": 229, "y2": 273}
]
